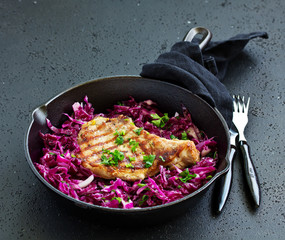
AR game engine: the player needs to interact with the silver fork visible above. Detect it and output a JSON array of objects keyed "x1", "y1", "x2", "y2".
[{"x1": 232, "y1": 95, "x2": 260, "y2": 207}]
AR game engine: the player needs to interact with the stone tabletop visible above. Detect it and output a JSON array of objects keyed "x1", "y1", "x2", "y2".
[{"x1": 0, "y1": 0, "x2": 284, "y2": 239}]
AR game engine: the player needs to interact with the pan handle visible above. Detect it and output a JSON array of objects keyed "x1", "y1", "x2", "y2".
[
  {"x1": 32, "y1": 105, "x2": 48, "y2": 125},
  {"x1": 183, "y1": 27, "x2": 212, "y2": 50}
]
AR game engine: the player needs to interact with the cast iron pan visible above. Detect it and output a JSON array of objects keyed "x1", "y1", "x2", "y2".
[
  {"x1": 25, "y1": 76, "x2": 230, "y2": 222},
  {"x1": 24, "y1": 28, "x2": 230, "y2": 223}
]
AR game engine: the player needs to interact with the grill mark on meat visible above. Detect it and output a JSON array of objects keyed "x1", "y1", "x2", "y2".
[
  {"x1": 79, "y1": 120, "x2": 129, "y2": 154},
  {"x1": 82, "y1": 135, "x2": 117, "y2": 151}
]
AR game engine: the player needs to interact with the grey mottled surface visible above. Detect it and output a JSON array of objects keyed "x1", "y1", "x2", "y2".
[{"x1": 0, "y1": 0, "x2": 284, "y2": 239}]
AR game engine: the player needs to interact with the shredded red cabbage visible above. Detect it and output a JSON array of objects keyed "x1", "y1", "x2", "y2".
[{"x1": 35, "y1": 96, "x2": 218, "y2": 209}]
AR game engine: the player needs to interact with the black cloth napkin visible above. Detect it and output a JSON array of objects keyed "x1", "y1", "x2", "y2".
[{"x1": 140, "y1": 31, "x2": 268, "y2": 127}]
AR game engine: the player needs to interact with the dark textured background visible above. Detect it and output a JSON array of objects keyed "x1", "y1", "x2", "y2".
[{"x1": 0, "y1": 0, "x2": 284, "y2": 239}]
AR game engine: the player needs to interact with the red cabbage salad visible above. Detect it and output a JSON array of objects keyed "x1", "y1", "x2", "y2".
[{"x1": 36, "y1": 96, "x2": 218, "y2": 209}]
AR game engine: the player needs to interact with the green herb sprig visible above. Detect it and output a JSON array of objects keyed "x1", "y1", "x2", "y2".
[
  {"x1": 111, "y1": 197, "x2": 122, "y2": 204},
  {"x1": 150, "y1": 113, "x2": 169, "y2": 128},
  {"x1": 129, "y1": 139, "x2": 139, "y2": 152},
  {"x1": 114, "y1": 129, "x2": 126, "y2": 145},
  {"x1": 179, "y1": 168, "x2": 196, "y2": 183},
  {"x1": 125, "y1": 163, "x2": 134, "y2": 168},
  {"x1": 139, "y1": 195, "x2": 149, "y2": 206},
  {"x1": 133, "y1": 127, "x2": 143, "y2": 135},
  {"x1": 100, "y1": 149, "x2": 125, "y2": 166},
  {"x1": 181, "y1": 131, "x2": 189, "y2": 140},
  {"x1": 143, "y1": 154, "x2": 156, "y2": 168}
]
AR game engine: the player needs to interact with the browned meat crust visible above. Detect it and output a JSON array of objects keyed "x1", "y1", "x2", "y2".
[{"x1": 76, "y1": 115, "x2": 200, "y2": 181}]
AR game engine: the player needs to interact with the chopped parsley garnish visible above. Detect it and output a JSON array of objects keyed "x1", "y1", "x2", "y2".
[
  {"x1": 181, "y1": 131, "x2": 189, "y2": 140},
  {"x1": 159, "y1": 156, "x2": 165, "y2": 162},
  {"x1": 129, "y1": 139, "x2": 139, "y2": 152},
  {"x1": 143, "y1": 154, "x2": 156, "y2": 168},
  {"x1": 129, "y1": 156, "x2": 136, "y2": 162},
  {"x1": 139, "y1": 195, "x2": 149, "y2": 206},
  {"x1": 111, "y1": 197, "x2": 122, "y2": 204},
  {"x1": 61, "y1": 181, "x2": 70, "y2": 187},
  {"x1": 102, "y1": 148, "x2": 110, "y2": 154},
  {"x1": 115, "y1": 135, "x2": 124, "y2": 145},
  {"x1": 114, "y1": 129, "x2": 126, "y2": 145},
  {"x1": 207, "y1": 151, "x2": 217, "y2": 159},
  {"x1": 179, "y1": 169, "x2": 196, "y2": 183},
  {"x1": 206, "y1": 175, "x2": 213, "y2": 180},
  {"x1": 101, "y1": 154, "x2": 113, "y2": 165},
  {"x1": 137, "y1": 183, "x2": 147, "y2": 187},
  {"x1": 111, "y1": 150, "x2": 125, "y2": 161},
  {"x1": 170, "y1": 135, "x2": 178, "y2": 139},
  {"x1": 150, "y1": 113, "x2": 169, "y2": 128},
  {"x1": 101, "y1": 149, "x2": 125, "y2": 166},
  {"x1": 133, "y1": 127, "x2": 143, "y2": 135},
  {"x1": 125, "y1": 163, "x2": 134, "y2": 168},
  {"x1": 114, "y1": 129, "x2": 125, "y2": 136}
]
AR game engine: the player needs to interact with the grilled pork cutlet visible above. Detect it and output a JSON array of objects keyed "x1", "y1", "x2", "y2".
[{"x1": 76, "y1": 115, "x2": 200, "y2": 181}]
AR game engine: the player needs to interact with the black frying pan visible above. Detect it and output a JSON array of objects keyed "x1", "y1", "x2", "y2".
[{"x1": 24, "y1": 28, "x2": 230, "y2": 223}]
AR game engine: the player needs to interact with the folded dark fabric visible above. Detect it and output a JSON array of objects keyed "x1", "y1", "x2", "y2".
[{"x1": 140, "y1": 31, "x2": 268, "y2": 127}]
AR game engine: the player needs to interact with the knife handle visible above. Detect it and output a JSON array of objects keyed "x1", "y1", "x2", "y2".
[
  {"x1": 240, "y1": 141, "x2": 260, "y2": 207},
  {"x1": 214, "y1": 145, "x2": 237, "y2": 214}
]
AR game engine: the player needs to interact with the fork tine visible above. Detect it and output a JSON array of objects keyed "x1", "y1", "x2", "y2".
[
  {"x1": 233, "y1": 95, "x2": 250, "y2": 114},
  {"x1": 241, "y1": 96, "x2": 245, "y2": 112},
  {"x1": 237, "y1": 95, "x2": 244, "y2": 113},
  {"x1": 240, "y1": 96, "x2": 250, "y2": 114},
  {"x1": 233, "y1": 95, "x2": 238, "y2": 112},
  {"x1": 244, "y1": 97, "x2": 250, "y2": 115}
]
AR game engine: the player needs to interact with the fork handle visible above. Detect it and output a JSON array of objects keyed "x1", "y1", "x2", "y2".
[{"x1": 240, "y1": 141, "x2": 261, "y2": 207}]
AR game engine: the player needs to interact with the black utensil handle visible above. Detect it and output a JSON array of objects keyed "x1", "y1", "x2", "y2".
[
  {"x1": 240, "y1": 141, "x2": 260, "y2": 207},
  {"x1": 215, "y1": 146, "x2": 236, "y2": 213}
]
